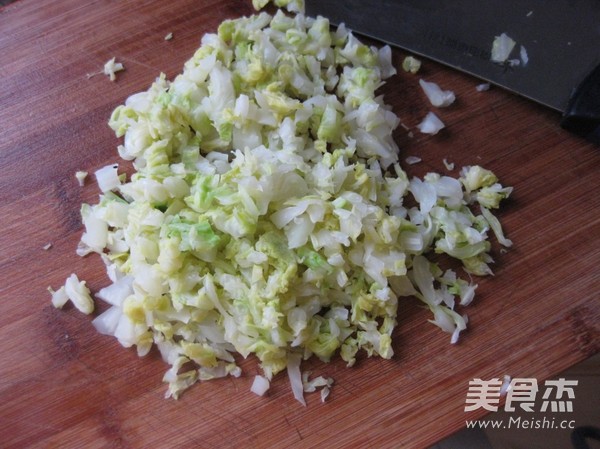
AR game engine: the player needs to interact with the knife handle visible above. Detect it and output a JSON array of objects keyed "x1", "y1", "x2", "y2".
[{"x1": 560, "y1": 63, "x2": 600, "y2": 145}]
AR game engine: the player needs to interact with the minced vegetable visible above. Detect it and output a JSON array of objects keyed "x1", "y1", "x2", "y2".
[{"x1": 51, "y1": 1, "x2": 512, "y2": 405}]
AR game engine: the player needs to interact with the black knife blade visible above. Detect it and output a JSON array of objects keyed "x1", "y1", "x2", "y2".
[{"x1": 305, "y1": 0, "x2": 600, "y2": 143}]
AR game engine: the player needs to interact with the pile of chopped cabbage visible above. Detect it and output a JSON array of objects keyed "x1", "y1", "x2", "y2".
[{"x1": 51, "y1": 3, "x2": 512, "y2": 404}]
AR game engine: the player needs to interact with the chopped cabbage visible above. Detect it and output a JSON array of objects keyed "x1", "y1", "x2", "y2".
[
  {"x1": 443, "y1": 158, "x2": 454, "y2": 171},
  {"x1": 405, "y1": 156, "x2": 422, "y2": 165},
  {"x1": 75, "y1": 170, "x2": 88, "y2": 186},
  {"x1": 419, "y1": 79, "x2": 455, "y2": 108},
  {"x1": 251, "y1": 375, "x2": 271, "y2": 396},
  {"x1": 402, "y1": 56, "x2": 422, "y2": 74},
  {"x1": 417, "y1": 112, "x2": 445, "y2": 135},
  {"x1": 476, "y1": 83, "x2": 491, "y2": 92},
  {"x1": 520, "y1": 45, "x2": 529, "y2": 66},
  {"x1": 51, "y1": 3, "x2": 513, "y2": 405},
  {"x1": 104, "y1": 57, "x2": 125, "y2": 82},
  {"x1": 51, "y1": 274, "x2": 95, "y2": 314},
  {"x1": 303, "y1": 371, "x2": 334, "y2": 402},
  {"x1": 491, "y1": 33, "x2": 516, "y2": 64}
]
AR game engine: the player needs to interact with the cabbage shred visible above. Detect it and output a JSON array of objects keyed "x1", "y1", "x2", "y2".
[{"x1": 58, "y1": 7, "x2": 512, "y2": 402}]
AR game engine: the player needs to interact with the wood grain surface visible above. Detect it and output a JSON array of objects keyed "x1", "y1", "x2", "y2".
[{"x1": 1, "y1": 1, "x2": 598, "y2": 448}]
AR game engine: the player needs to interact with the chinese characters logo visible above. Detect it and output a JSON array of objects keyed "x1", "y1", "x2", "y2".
[{"x1": 465, "y1": 377, "x2": 578, "y2": 413}]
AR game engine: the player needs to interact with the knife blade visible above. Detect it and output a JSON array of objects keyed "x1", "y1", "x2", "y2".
[{"x1": 305, "y1": 0, "x2": 600, "y2": 143}]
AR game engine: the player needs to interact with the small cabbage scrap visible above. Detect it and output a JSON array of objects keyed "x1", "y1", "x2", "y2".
[
  {"x1": 75, "y1": 170, "x2": 88, "y2": 186},
  {"x1": 491, "y1": 33, "x2": 516, "y2": 64},
  {"x1": 251, "y1": 375, "x2": 271, "y2": 396},
  {"x1": 104, "y1": 57, "x2": 125, "y2": 81},
  {"x1": 402, "y1": 56, "x2": 422, "y2": 74},
  {"x1": 51, "y1": 4, "x2": 513, "y2": 405},
  {"x1": 476, "y1": 83, "x2": 490, "y2": 92},
  {"x1": 303, "y1": 371, "x2": 334, "y2": 403},
  {"x1": 50, "y1": 274, "x2": 94, "y2": 314},
  {"x1": 520, "y1": 46, "x2": 529, "y2": 66},
  {"x1": 417, "y1": 112, "x2": 445, "y2": 135},
  {"x1": 419, "y1": 79, "x2": 455, "y2": 108}
]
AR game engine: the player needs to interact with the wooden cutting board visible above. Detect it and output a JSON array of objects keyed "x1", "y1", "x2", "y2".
[{"x1": 1, "y1": 1, "x2": 598, "y2": 448}]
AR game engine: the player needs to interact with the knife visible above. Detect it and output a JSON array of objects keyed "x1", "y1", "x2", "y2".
[{"x1": 305, "y1": 0, "x2": 600, "y2": 144}]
